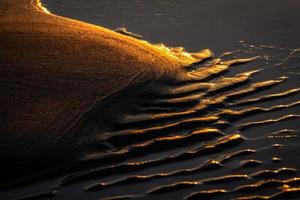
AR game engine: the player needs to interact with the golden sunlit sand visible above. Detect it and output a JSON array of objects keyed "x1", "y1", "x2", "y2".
[
  {"x1": 0, "y1": 0, "x2": 211, "y2": 158},
  {"x1": 1, "y1": 1, "x2": 300, "y2": 200}
]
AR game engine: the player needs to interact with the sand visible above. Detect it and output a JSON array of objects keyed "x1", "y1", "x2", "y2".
[
  {"x1": 0, "y1": 0, "x2": 213, "y2": 160},
  {"x1": 1, "y1": 1, "x2": 300, "y2": 199}
]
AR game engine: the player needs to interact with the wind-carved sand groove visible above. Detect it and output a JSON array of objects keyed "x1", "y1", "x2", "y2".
[
  {"x1": 46, "y1": 53, "x2": 300, "y2": 200},
  {"x1": 5, "y1": 51, "x2": 300, "y2": 200},
  {"x1": 1, "y1": 1, "x2": 300, "y2": 200},
  {"x1": 9, "y1": 55, "x2": 300, "y2": 200},
  {"x1": 184, "y1": 177, "x2": 300, "y2": 200}
]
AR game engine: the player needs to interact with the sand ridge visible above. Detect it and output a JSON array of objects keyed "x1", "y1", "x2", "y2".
[{"x1": 1, "y1": 1, "x2": 300, "y2": 199}]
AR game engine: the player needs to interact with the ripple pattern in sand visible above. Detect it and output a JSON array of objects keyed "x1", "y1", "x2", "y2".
[{"x1": 6, "y1": 49, "x2": 300, "y2": 200}]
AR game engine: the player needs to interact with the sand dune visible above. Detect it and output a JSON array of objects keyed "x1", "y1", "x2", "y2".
[
  {"x1": 1, "y1": 1, "x2": 300, "y2": 200},
  {"x1": 0, "y1": 0, "x2": 211, "y2": 161}
]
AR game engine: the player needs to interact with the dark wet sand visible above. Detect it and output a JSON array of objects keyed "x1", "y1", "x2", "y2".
[
  {"x1": 1, "y1": 1, "x2": 300, "y2": 200},
  {"x1": 43, "y1": 0, "x2": 300, "y2": 54}
]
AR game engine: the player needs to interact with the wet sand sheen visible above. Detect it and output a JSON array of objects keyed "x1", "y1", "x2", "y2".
[{"x1": 1, "y1": 1, "x2": 300, "y2": 200}]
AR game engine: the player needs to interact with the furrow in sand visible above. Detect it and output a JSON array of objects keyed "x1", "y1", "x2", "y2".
[
  {"x1": 204, "y1": 70, "x2": 260, "y2": 96},
  {"x1": 153, "y1": 75, "x2": 286, "y2": 103},
  {"x1": 239, "y1": 159, "x2": 263, "y2": 168},
  {"x1": 120, "y1": 77, "x2": 287, "y2": 128},
  {"x1": 267, "y1": 129, "x2": 298, "y2": 139},
  {"x1": 223, "y1": 77, "x2": 288, "y2": 100},
  {"x1": 237, "y1": 115, "x2": 300, "y2": 130},
  {"x1": 219, "y1": 57, "x2": 259, "y2": 66},
  {"x1": 147, "y1": 167, "x2": 296, "y2": 195},
  {"x1": 104, "y1": 116, "x2": 220, "y2": 146},
  {"x1": 148, "y1": 69, "x2": 260, "y2": 103},
  {"x1": 250, "y1": 167, "x2": 297, "y2": 178},
  {"x1": 115, "y1": 100, "x2": 300, "y2": 148},
  {"x1": 82, "y1": 128, "x2": 225, "y2": 164},
  {"x1": 117, "y1": 96, "x2": 225, "y2": 128},
  {"x1": 85, "y1": 149, "x2": 255, "y2": 191},
  {"x1": 186, "y1": 64, "x2": 229, "y2": 82},
  {"x1": 60, "y1": 134, "x2": 245, "y2": 186},
  {"x1": 216, "y1": 101, "x2": 300, "y2": 120},
  {"x1": 113, "y1": 128, "x2": 224, "y2": 155},
  {"x1": 147, "y1": 174, "x2": 250, "y2": 194},
  {"x1": 152, "y1": 94, "x2": 203, "y2": 105},
  {"x1": 184, "y1": 177, "x2": 300, "y2": 200},
  {"x1": 234, "y1": 187, "x2": 300, "y2": 200},
  {"x1": 184, "y1": 57, "x2": 256, "y2": 82},
  {"x1": 231, "y1": 88, "x2": 300, "y2": 107}
]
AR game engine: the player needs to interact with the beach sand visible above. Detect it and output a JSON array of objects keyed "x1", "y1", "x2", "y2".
[
  {"x1": 0, "y1": 0, "x2": 211, "y2": 160},
  {"x1": 1, "y1": 1, "x2": 300, "y2": 199}
]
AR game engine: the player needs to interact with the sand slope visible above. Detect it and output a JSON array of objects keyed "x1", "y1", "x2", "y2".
[{"x1": 0, "y1": 0, "x2": 203, "y2": 160}]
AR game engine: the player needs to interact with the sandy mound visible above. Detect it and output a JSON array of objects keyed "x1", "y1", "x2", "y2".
[{"x1": 0, "y1": 0, "x2": 213, "y2": 160}]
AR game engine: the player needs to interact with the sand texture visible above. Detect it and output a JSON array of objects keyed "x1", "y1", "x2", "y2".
[
  {"x1": 1, "y1": 1, "x2": 300, "y2": 200},
  {"x1": 0, "y1": 0, "x2": 209, "y2": 160}
]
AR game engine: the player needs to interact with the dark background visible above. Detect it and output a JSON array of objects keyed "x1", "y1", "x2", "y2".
[{"x1": 43, "y1": 0, "x2": 300, "y2": 54}]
